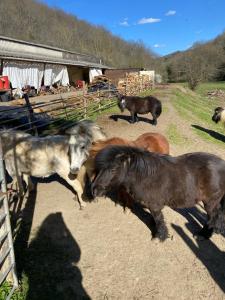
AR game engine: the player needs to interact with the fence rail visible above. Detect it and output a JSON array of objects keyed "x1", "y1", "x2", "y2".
[
  {"x1": 0, "y1": 76, "x2": 153, "y2": 298},
  {"x1": 0, "y1": 136, "x2": 18, "y2": 300}
]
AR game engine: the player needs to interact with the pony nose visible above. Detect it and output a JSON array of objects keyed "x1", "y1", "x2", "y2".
[
  {"x1": 212, "y1": 115, "x2": 218, "y2": 123},
  {"x1": 70, "y1": 167, "x2": 79, "y2": 174}
]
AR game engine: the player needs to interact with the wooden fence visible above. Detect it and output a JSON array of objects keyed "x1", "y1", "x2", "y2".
[{"x1": 0, "y1": 76, "x2": 154, "y2": 135}]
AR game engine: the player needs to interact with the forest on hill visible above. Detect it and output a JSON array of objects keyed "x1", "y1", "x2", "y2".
[
  {"x1": 0, "y1": 0, "x2": 156, "y2": 69},
  {"x1": 160, "y1": 32, "x2": 225, "y2": 87},
  {"x1": 0, "y1": 0, "x2": 225, "y2": 88}
]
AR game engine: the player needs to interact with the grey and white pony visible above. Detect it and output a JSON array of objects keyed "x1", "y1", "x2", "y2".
[{"x1": 1, "y1": 120, "x2": 106, "y2": 209}]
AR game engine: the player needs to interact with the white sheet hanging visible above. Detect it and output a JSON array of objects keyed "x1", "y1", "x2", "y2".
[
  {"x1": 44, "y1": 64, "x2": 69, "y2": 86},
  {"x1": 3, "y1": 61, "x2": 44, "y2": 90},
  {"x1": 89, "y1": 68, "x2": 102, "y2": 82}
]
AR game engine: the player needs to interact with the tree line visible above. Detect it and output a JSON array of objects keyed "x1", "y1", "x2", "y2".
[
  {"x1": 159, "y1": 32, "x2": 225, "y2": 89},
  {"x1": 0, "y1": 0, "x2": 225, "y2": 89},
  {"x1": 0, "y1": 0, "x2": 156, "y2": 68}
]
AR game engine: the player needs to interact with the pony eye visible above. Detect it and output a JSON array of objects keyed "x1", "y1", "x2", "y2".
[{"x1": 80, "y1": 145, "x2": 85, "y2": 150}]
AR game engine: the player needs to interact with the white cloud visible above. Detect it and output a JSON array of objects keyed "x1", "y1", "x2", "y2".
[
  {"x1": 154, "y1": 44, "x2": 166, "y2": 48},
  {"x1": 119, "y1": 18, "x2": 129, "y2": 26},
  {"x1": 137, "y1": 17, "x2": 161, "y2": 24},
  {"x1": 165, "y1": 10, "x2": 176, "y2": 16}
]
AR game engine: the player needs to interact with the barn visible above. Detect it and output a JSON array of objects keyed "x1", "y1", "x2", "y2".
[{"x1": 0, "y1": 35, "x2": 109, "y2": 98}]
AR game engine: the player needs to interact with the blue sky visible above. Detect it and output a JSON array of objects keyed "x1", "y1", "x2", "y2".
[{"x1": 40, "y1": 0, "x2": 225, "y2": 56}]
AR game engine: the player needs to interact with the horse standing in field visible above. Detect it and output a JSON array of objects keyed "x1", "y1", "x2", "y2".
[
  {"x1": 1, "y1": 120, "x2": 106, "y2": 209},
  {"x1": 116, "y1": 94, "x2": 162, "y2": 125},
  {"x1": 91, "y1": 145, "x2": 225, "y2": 240},
  {"x1": 212, "y1": 107, "x2": 225, "y2": 125}
]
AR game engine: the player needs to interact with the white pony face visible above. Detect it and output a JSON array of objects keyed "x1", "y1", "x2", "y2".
[
  {"x1": 68, "y1": 135, "x2": 90, "y2": 175},
  {"x1": 118, "y1": 97, "x2": 126, "y2": 112}
]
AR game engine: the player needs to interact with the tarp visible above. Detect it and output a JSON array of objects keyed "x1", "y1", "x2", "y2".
[
  {"x1": 44, "y1": 64, "x2": 69, "y2": 86},
  {"x1": 3, "y1": 61, "x2": 44, "y2": 90},
  {"x1": 89, "y1": 68, "x2": 102, "y2": 82},
  {"x1": 2, "y1": 61, "x2": 70, "y2": 90}
]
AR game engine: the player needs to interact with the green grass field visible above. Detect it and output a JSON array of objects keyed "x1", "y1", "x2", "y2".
[{"x1": 171, "y1": 82, "x2": 225, "y2": 145}]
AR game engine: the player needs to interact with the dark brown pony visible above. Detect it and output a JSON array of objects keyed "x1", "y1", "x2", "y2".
[
  {"x1": 82, "y1": 132, "x2": 169, "y2": 207},
  {"x1": 91, "y1": 145, "x2": 225, "y2": 241},
  {"x1": 117, "y1": 94, "x2": 162, "y2": 125}
]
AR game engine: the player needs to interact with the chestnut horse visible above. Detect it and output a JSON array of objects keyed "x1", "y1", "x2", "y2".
[{"x1": 89, "y1": 132, "x2": 169, "y2": 158}]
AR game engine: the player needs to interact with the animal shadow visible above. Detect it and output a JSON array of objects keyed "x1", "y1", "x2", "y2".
[
  {"x1": 191, "y1": 124, "x2": 225, "y2": 143},
  {"x1": 109, "y1": 114, "x2": 154, "y2": 124},
  {"x1": 108, "y1": 191, "x2": 156, "y2": 237},
  {"x1": 174, "y1": 206, "x2": 207, "y2": 235},
  {"x1": 19, "y1": 212, "x2": 91, "y2": 300},
  {"x1": 172, "y1": 223, "x2": 225, "y2": 293}
]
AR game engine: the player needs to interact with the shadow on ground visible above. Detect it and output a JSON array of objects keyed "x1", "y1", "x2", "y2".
[
  {"x1": 172, "y1": 206, "x2": 225, "y2": 293},
  {"x1": 172, "y1": 222, "x2": 225, "y2": 293},
  {"x1": 109, "y1": 114, "x2": 154, "y2": 125},
  {"x1": 191, "y1": 124, "x2": 225, "y2": 143},
  {"x1": 23, "y1": 212, "x2": 90, "y2": 300},
  {"x1": 11, "y1": 183, "x2": 90, "y2": 300}
]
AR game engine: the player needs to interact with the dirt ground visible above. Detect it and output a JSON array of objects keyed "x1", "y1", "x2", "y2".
[{"x1": 19, "y1": 92, "x2": 225, "y2": 299}]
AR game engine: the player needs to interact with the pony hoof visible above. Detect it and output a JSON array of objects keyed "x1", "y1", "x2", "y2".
[
  {"x1": 151, "y1": 237, "x2": 161, "y2": 244},
  {"x1": 151, "y1": 235, "x2": 167, "y2": 243},
  {"x1": 79, "y1": 203, "x2": 86, "y2": 210}
]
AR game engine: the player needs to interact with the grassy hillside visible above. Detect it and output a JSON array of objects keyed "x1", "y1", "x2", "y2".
[
  {"x1": 170, "y1": 83, "x2": 225, "y2": 145},
  {"x1": 0, "y1": 0, "x2": 156, "y2": 68}
]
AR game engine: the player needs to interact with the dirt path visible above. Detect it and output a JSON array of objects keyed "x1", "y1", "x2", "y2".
[{"x1": 23, "y1": 93, "x2": 225, "y2": 299}]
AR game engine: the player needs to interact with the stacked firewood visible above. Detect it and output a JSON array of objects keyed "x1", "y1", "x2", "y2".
[
  {"x1": 117, "y1": 72, "x2": 153, "y2": 95},
  {"x1": 39, "y1": 85, "x2": 76, "y2": 96},
  {"x1": 91, "y1": 75, "x2": 110, "y2": 84},
  {"x1": 207, "y1": 89, "x2": 225, "y2": 98}
]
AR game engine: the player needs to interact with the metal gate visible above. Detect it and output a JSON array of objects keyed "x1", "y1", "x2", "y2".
[
  {"x1": 0, "y1": 135, "x2": 18, "y2": 300},
  {"x1": 0, "y1": 89, "x2": 117, "y2": 298}
]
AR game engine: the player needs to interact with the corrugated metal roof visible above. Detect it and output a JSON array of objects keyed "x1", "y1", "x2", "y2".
[{"x1": 0, "y1": 35, "x2": 110, "y2": 69}]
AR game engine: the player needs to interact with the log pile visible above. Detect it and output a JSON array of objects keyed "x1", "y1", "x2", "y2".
[
  {"x1": 117, "y1": 72, "x2": 153, "y2": 95},
  {"x1": 207, "y1": 89, "x2": 225, "y2": 98},
  {"x1": 39, "y1": 85, "x2": 76, "y2": 96},
  {"x1": 91, "y1": 75, "x2": 110, "y2": 84}
]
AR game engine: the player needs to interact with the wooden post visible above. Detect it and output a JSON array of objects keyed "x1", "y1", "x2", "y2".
[
  {"x1": 0, "y1": 59, "x2": 3, "y2": 75},
  {"x1": 82, "y1": 81, "x2": 86, "y2": 96},
  {"x1": 62, "y1": 98, "x2": 68, "y2": 120},
  {"x1": 0, "y1": 136, "x2": 18, "y2": 288},
  {"x1": 83, "y1": 96, "x2": 87, "y2": 119},
  {"x1": 125, "y1": 73, "x2": 128, "y2": 95},
  {"x1": 23, "y1": 93, "x2": 38, "y2": 135}
]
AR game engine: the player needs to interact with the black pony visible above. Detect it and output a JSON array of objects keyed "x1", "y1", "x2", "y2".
[
  {"x1": 116, "y1": 94, "x2": 162, "y2": 125},
  {"x1": 91, "y1": 145, "x2": 225, "y2": 241}
]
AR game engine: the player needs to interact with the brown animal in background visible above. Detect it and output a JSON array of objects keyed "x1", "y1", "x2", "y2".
[{"x1": 89, "y1": 132, "x2": 169, "y2": 158}]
